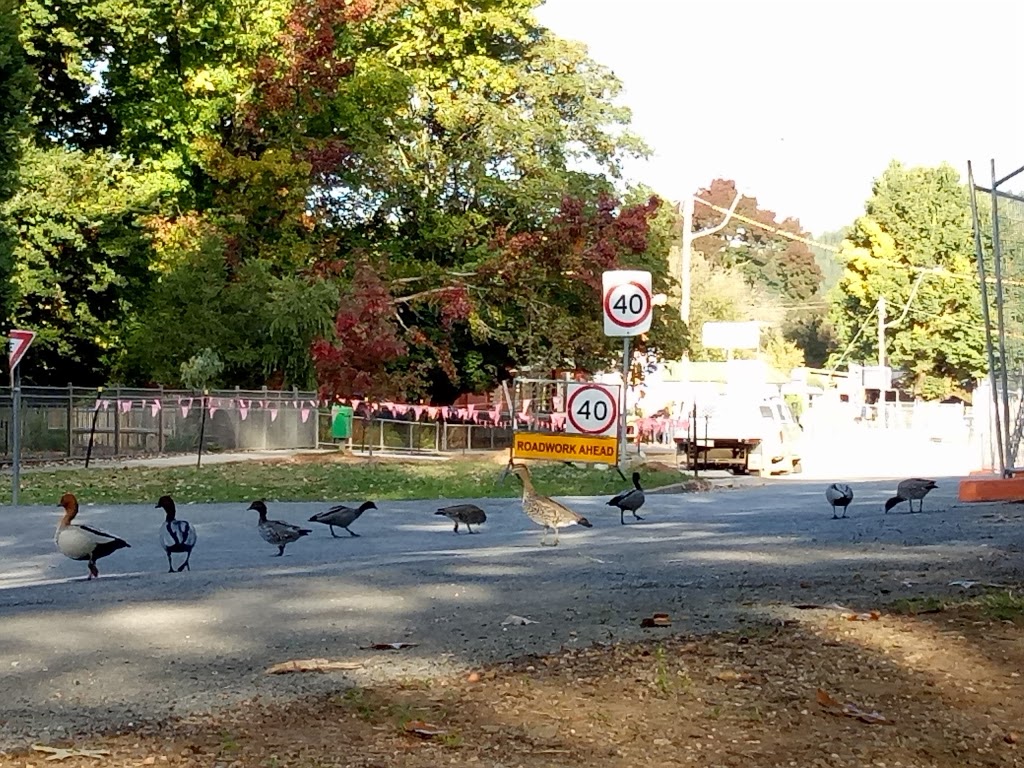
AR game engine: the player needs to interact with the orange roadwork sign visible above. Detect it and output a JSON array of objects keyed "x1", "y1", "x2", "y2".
[{"x1": 512, "y1": 431, "x2": 619, "y2": 465}]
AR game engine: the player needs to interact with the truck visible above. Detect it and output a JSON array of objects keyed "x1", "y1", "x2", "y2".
[{"x1": 674, "y1": 394, "x2": 803, "y2": 477}]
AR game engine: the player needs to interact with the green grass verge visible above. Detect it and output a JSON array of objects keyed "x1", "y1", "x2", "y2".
[
  {"x1": 890, "y1": 588, "x2": 1024, "y2": 623},
  {"x1": 0, "y1": 457, "x2": 690, "y2": 505}
]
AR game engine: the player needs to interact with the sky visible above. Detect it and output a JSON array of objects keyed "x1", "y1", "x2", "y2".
[{"x1": 534, "y1": 0, "x2": 1023, "y2": 235}]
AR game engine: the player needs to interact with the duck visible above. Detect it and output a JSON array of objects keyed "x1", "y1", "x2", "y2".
[
  {"x1": 885, "y1": 478, "x2": 938, "y2": 514},
  {"x1": 156, "y1": 495, "x2": 197, "y2": 572},
  {"x1": 55, "y1": 493, "x2": 131, "y2": 580},
  {"x1": 246, "y1": 500, "x2": 312, "y2": 556},
  {"x1": 825, "y1": 483, "x2": 854, "y2": 519},
  {"x1": 607, "y1": 471, "x2": 646, "y2": 525},
  {"x1": 510, "y1": 464, "x2": 592, "y2": 546},
  {"x1": 435, "y1": 504, "x2": 487, "y2": 534},
  {"x1": 308, "y1": 501, "x2": 377, "y2": 538}
]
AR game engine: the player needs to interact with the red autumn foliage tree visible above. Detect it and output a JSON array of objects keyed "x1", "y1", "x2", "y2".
[
  {"x1": 312, "y1": 194, "x2": 686, "y2": 403},
  {"x1": 692, "y1": 178, "x2": 823, "y2": 302}
]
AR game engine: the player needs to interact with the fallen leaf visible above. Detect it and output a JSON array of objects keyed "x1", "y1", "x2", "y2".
[
  {"x1": 265, "y1": 658, "x2": 364, "y2": 675},
  {"x1": 501, "y1": 615, "x2": 538, "y2": 626},
  {"x1": 362, "y1": 642, "x2": 419, "y2": 650},
  {"x1": 31, "y1": 745, "x2": 111, "y2": 761},
  {"x1": 816, "y1": 688, "x2": 888, "y2": 724},
  {"x1": 640, "y1": 612, "x2": 672, "y2": 628},
  {"x1": 404, "y1": 720, "x2": 446, "y2": 738},
  {"x1": 843, "y1": 611, "x2": 881, "y2": 622}
]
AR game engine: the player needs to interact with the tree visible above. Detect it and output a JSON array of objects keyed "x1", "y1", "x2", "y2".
[
  {"x1": 692, "y1": 178, "x2": 823, "y2": 302},
  {"x1": 827, "y1": 161, "x2": 986, "y2": 398},
  {"x1": 0, "y1": 0, "x2": 33, "y2": 345}
]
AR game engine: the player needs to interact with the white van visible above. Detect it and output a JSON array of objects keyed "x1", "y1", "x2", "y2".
[{"x1": 674, "y1": 394, "x2": 803, "y2": 476}]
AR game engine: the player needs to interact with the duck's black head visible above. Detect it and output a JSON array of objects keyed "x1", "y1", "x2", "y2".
[
  {"x1": 247, "y1": 500, "x2": 268, "y2": 514},
  {"x1": 155, "y1": 495, "x2": 175, "y2": 514},
  {"x1": 631, "y1": 471, "x2": 642, "y2": 487},
  {"x1": 359, "y1": 501, "x2": 378, "y2": 513}
]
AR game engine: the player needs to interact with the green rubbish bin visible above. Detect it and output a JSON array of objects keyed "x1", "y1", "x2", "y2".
[{"x1": 331, "y1": 405, "x2": 353, "y2": 440}]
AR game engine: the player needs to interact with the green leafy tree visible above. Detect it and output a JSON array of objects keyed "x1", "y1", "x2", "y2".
[
  {"x1": 827, "y1": 161, "x2": 986, "y2": 398},
  {"x1": 0, "y1": 0, "x2": 33, "y2": 346}
]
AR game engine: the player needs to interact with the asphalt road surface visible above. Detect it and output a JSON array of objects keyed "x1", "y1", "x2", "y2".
[{"x1": 1, "y1": 476, "x2": 1021, "y2": 749}]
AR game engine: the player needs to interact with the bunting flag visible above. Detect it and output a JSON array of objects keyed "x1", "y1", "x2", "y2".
[
  {"x1": 457, "y1": 408, "x2": 469, "y2": 420},
  {"x1": 393, "y1": 404, "x2": 408, "y2": 416},
  {"x1": 426, "y1": 406, "x2": 439, "y2": 419},
  {"x1": 412, "y1": 405, "x2": 424, "y2": 420},
  {"x1": 270, "y1": 407, "x2": 279, "y2": 422},
  {"x1": 301, "y1": 407, "x2": 311, "y2": 423},
  {"x1": 350, "y1": 399, "x2": 362, "y2": 412},
  {"x1": 490, "y1": 406, "x2": 501, "y2": 424},
  {"x1": 208, "y1": 398, "x2": 219, "y2": 418},
  {"x1": 96, "y1": 399, "x2": 110, "y2": 411},
  {"x1": 551, "y1": 414, "x2": 566, "y2": 430},
  {"x1": 238, "y1": 399, "x2": 249, "y2": 420},
  {"x1": 150, "y1": 400, "x2": 162, "y2": 417},
  {"x1": 179, "y1": 398, "x2": 193, "y2": 418},
  {"x1": 119, "y1": 400, "x2": 132, "y2": 413}
]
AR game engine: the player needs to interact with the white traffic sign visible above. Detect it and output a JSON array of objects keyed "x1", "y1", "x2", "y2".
[
  {"x1": 565, "y1": 383, "x2": 618, "y2": 437},
  {"x1": 8, "y1": 329, "x2": 35, "y2": 372},
  {"x1": 602, "y1": 270, "x2": 653, "y2": 337}
]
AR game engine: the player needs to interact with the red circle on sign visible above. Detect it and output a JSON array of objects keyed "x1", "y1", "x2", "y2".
[
  {"x1": 603, "y1": 281, "x2": 652, "y2": 328},
  {"x1": 566, "y1": 385, "x2": 618, "y2": 434}
]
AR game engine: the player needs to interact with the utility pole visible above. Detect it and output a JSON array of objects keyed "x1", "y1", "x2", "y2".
[{"x1": 877, "y1": 295, "x2": 886, "y2": 367}]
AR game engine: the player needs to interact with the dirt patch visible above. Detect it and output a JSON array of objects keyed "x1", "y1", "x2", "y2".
[{"x1": 12, "y1": 602, "x2": 1023, "y2": 767}]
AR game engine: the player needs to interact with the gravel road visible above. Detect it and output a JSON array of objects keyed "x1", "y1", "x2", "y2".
[{"x1": 1, "y1": 475, "x2": 1021, "y2": 749}]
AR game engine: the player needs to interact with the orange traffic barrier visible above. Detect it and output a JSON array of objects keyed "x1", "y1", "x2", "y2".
[{"x1": 958, "y1": 473, "x2": 1024, "y2": 502}]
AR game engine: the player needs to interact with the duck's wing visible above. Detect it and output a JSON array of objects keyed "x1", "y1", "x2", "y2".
[
  {"x1": 78, "y1": 523, "x2": 129, "y2": 546},
  {"x1": 161, "y1": 519, "x2": 196, "y2": 548}
]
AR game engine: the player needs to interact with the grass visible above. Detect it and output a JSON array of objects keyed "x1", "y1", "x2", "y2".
[
  {"x1": 890, "y1": 588, "x2": 1024, "y2": 623},
  {"x1": 0, "y1": 456, "x2": 691, "y2": 505}
]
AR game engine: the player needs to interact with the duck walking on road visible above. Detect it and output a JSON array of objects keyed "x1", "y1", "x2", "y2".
[
  {"x1": 825, "y1": 483, "x2": 854, "y2": 519},
  {"x1": 885, "y1": 478, "x2": 938, "y2": 514},
  {"x1": 156, "y1": 495, "x2": 197, "y2": 572},
  {"x1": 435, "y1": 504, "x2": 487, "y2": 534},
  {"x1": 247, "y1": 500, "x2": 312, "y2": 556},
  {"x1": 308, "y1": 501, "x2": 377, "y2": 538},
  {"x1": 511, "y1": 464, "x2": 592, "y2": 546},
  {"x1": 607, "y1": 471, "x2": 646, "y2": 525},
  {"x1": 55, "y1": 493, "x2": 131, "y2": 580}
]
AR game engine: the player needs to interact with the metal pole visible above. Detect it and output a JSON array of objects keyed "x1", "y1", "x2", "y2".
[
  {"x1": 619, "y1": 336, "x2": 632, "y2": 470},
  {"x1": 990, "y1": 160, "x2": 1013, "y2": 471},
  {"x1": 877, "y1": 296, "x2": 886, "y2": 367},
  {"x1": 680, "y1": 196, "x2": 694, "y2": 326},
  {"x1": 84, "y1": 387, "x2": 103, "y2": 469},
  {"x1": 11, "y1": 367, "x2": 21, "y2": 506},
  {"x1": 196, "y1": 390, "x2": 208, "y2": 468},
  {"x1": 968, "y1": 162, "x2": 1005, "y2": 475}
]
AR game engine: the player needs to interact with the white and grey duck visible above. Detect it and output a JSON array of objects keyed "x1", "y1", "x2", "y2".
[
  {"x1": 825, "y1": 483, "x2": 854, "y2": 519},
  {"x1": 607, "y1": 471, "x2": 646, "y2": 525},
  {"x1": 435, "y1": 504, "x2": 487, "y2": 534},
  {"x1": 246, "y1": 500, "x2": 312, "y2": 556},
  {"x1": 55, "y1": 492, "x2": 131, "y2": 580},
  {"x1": 308, "y1": 500, "x2": 377, "y2": 538},
  {"x1": 156, "y1": 494, "x2": 197, "y2": 572}
]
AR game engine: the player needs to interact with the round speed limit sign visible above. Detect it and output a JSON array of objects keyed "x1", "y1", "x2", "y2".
[
  {"x1": 565, "y1": 383, "x2": 618, "y2": 437},
  {"x1": 602, "y1": 270, "x2": 653, "y2": 336}
]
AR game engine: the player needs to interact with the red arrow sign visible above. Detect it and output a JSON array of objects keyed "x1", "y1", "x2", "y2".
[{"x1": 8, "y1": 329, "x2": 35, "y2": 373}]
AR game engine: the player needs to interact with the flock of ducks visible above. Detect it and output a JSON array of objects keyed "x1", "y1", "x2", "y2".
[
  {"x1": 52, "y1": 469, "x2": 940, "y2": 579},
  {"x1": 51, "y1": 464, "x2": 647, "y2": 578},
  {"x1": 825, "y1": 477, "x2": 938, "y2": 519}
]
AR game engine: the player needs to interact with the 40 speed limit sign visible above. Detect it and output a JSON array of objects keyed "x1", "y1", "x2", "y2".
[
  {"x1": 565, "y1": 383, "x2": 619, "y2": 437},
  {"x1": 602, "y1": 270, "x2": 653, "y2": 337}
]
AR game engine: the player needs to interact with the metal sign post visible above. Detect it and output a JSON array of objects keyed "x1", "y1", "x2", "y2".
[
  {"x1": 601, "y1": 271, "x2": 653, "y2": 470},
  {"x1": 7, "y1": 329, "x2": 36, "y2": 506}
]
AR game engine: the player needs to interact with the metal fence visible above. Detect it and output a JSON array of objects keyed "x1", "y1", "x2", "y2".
[
  {"x1": 318, "y1": 415, "x2": 514, "y2": 454},
  {"x1": 0, "y1": 386, "x2": 321, "y2": 463}
]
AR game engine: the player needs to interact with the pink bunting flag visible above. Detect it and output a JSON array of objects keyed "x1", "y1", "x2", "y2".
[
  {"x1": 412, "y1": 406, "x2": 424, "y2": 420},
  {"x1": 490, "y1": 406, "x2": 501, "y2": 424},
  {"x1": 270, "y1": 407, "x2": 279, "y2": 422},
  {"x1": 208, "y1": 398, "x2": 219, "y2": 418},
  {"x1": 301, "y1": 408, "x2": 311, "y2": 423},
  {"x1": 259, "y1": 400, "x2": 268, "y2": 410},
  {"x1": 238, "y1": 399, "x2": 249, "y2": 420},
  {"x1": 150, "y1": 400, "x2": 161, "y2": 417},
  {"x1": 551, "y1": 414, "x2": 566, "y2": 430},
  {"x1": 95, "y1": 399, "x2": 109, "y2": 412},
  {"x1": 426, "y1": 406, "x2": 439, "y2": 420},
  {"x1": 393, "y1": 404, "x2": 408, "y2": 416},
  {"x1": 180, "y1": 398, "x2": 193, "y2": 418},
  {"x1": 457, "y1": 408, "x2": 469, "y2": 420},
  {"x1": 467, "y1": 404, "x2": 476, "y2": 416},
  {"x1": 119, "y1": 400, "x2": 132, "y2": 413},
  {"x1": 309, "y1": 399, "x2": 318, "y2": 409},
  {"x1": 350, "y1": 399, "x2": 362, "y2": 412}
]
